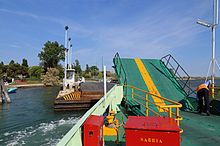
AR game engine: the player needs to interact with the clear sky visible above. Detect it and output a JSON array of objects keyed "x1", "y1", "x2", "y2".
[{"x1": 0, "y1": 0, "x2": 219, "y2": 76}]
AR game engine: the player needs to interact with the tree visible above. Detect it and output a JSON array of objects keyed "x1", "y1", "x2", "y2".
[
  {"x1": 9, "y1": 60, "x2": 15, "y2": 65},
  {"x1": 22, "y1": 58, "x2": 28, "y2": 67},
  {"x1": 28, "y1": 66, "x2": 44, "y2": 79},
  {"x1": 73, "y1": 59, "x2": 82, "y2": 75},
  {"x1": 6, "y1": 62, "x2": 28, "y2": 78},
  {"x1": 38, "y1": 41, "x2": 65, "y2": 71},
  {"x1": 98, "y1": 72, "x2": 103, "y2": 79},
  {"x1": 7, "y1": 63, "x2": 18, "y2": 78},
  {"x1": 0, "y1": 61, "x2": 4, "y2": 78},
  {"x1": 85, "y1": 64, "x2": 90, "y2": 74},
  {"x1": 90, "y1": 66, "x2": 99, "y2": 77},
  {"x1": 56, "y1": 64, "x2": 64, "y2": 79},
  {"x1": 20, "y1": 66, "x2": 28, "y2": 77},
  {"x1": 21, "y1": 58, "x2": 29, "y2": 77}
]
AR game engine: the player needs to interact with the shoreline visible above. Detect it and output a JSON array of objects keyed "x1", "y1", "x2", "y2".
[{"x1": 6, "y1": 83, "x2": 44, "y2": 88}]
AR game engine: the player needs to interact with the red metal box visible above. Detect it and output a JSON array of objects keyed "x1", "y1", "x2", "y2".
[
  {"x1": 84, "y1": 115, "x2": 104, "y2": 146},
  {"x1": 124, "y1": 116, "x2": 180, "y2": 146}
]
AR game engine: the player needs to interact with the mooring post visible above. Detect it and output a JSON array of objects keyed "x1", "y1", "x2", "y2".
[
  {"x1": 0, "y1": 80, "x2": 2, "y2": 104},
  {"x1": 0, "y1": 79, "x2": 11, "y2": 103}
]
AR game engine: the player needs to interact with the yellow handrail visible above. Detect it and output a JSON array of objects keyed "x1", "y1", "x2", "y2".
[
  {"x1": 124, "y1": 85, "x2": 183, "y2": 126},
  {"x1": 127, "y1": 85, "x2": 181, "y2": 105}
]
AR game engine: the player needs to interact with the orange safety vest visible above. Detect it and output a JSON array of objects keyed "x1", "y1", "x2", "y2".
[{"x1": 196, "y1": 84, "x2": 209, "y2": 92}]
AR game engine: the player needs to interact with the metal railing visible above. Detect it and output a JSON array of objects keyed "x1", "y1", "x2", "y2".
[
  {"x1": 160, "y1": 54, "x2": 195, "y2": 97},
  {"x1": 113, "y1": 52, "x2": 128, "y2": 97},
  {"x1": 212, "y1": 87, "x2": 220, "y2": 97},
  {"x1": 125, "y1": 85, "x2": 183, "y2": 126}
]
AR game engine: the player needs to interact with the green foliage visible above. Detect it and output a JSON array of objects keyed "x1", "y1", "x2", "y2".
[
  {"x1": 7, "y1": 63, "x2": 22, "y2": 78},
  {"x1": 2, "y1": 65, "x2": 8, "y2": 75},
  {"x1": 22, "y1": 58, "x2": 28, "y2": 67},
  {"x1": 20, "y1": 66, "x2": 29, "y2": 77},
  {"x1": 38, "y1": 41, "x2": 65, "y2": 71},
  {"x1": 73, "y1": 59, "x2": 82, "y2": 75},
  {"x1": 81, "y1": 64, "x2": 102, "y2": 79},
  {"x1": 84, "y1": 72, "x2": 92, "y2": 78},
  {"x1": 0, "y1": 60, "x2": 29, "y2": 79},
  {"x1": 98, "y1": 72, "x2": 103, "y2": 79},
  {"x1": 0, "y1": 61, "x2": 4, "y2": 78},
  {"x1": 41, "y1": 68, "x2": 60, "y2": 86},
  {"x1": 56, "y1": 64, "x2": 64, "y2": 79},
  {"x1": 28, "y1": 66, "x2": 44, "y2": 78},
  {"x1": 85, "y1": 64, "x2": 90, "y2": 74},
  {"x1": 11, "y1": 60, "x2": 28, "y2": 77},
  {"x1": 90, "y1": 66, "x2": 99, "y2": 76},
  {"x1": 9, "y1": 60, "x2": 15, "y2": 65}
]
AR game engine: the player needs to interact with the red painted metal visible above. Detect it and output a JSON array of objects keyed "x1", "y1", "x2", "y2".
[
  {"x1": 124, "y1": 116, "x2": 180, "y2": 146},
  {"x1": 83, "y1": 115, "x2": 104, "y2": 146}
]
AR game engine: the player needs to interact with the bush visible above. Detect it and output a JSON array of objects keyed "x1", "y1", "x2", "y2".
[{"x1": 41, "y1": 68, "x2": 60, "y2": 86}]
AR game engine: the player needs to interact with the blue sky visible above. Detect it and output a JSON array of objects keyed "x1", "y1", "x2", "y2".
[{"x1": 0, "y1": 0, "x2": 219, "y2": 76}]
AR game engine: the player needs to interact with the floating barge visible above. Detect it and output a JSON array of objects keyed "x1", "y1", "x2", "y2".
[{"x1": 54, "y1": 82, "x2": 114, "y2": 111}]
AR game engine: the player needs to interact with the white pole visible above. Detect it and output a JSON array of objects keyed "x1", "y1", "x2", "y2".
[
  {"x1": 64, "y1": 26, "x2": 69, "y2": 90},
  {"x1": 104, "y1": 66, "x2": 107, "y2": 101},
  {"x1": 217, "y1": 0, "x2": 219, "y2": 24},
  {"x1": 70, "y1": 44, "x2": 72, "y2": 69},
  {"x1": 68, "y1": 38, "x2": 71, "y2": 69},
  {"x1": 211, "y1": 25, "x2": 215, "y2": 98},
  {"x1": 211, "y1": 0, "x2": 219, "y2": 98}
]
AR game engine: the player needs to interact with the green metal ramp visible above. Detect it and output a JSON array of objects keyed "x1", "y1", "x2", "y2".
[
  {"x1": 113, "y1": 58, "x2": 148, "y2": 115},
  {"x1": 113, "y1": 53, "x2": 193, "y2": 115},
  {"x1": 141, "y1": 59, "x2": 187, "y2": 103}
]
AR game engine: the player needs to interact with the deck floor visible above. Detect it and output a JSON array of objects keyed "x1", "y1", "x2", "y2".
[
  {"x1": 104, "y1": 107, "x2": 220, "y2": 146},
  {"x1": 181, "y1": 111, "x2": 220, "y2": 146}
]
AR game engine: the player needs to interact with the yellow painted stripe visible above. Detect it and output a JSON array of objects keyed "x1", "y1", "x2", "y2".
[
  {"x1": 63, "y1": 92, "x2": 81, "y2": 100},
  {"x1": 70, "y1": 94, "x2": 73, "y2": 100},
  {"x1": 134, "y1": 58, "x2": 166, "y2": 112},
  {"x1": 66, "y1": 95, "x2": 69, "y2": 100}
]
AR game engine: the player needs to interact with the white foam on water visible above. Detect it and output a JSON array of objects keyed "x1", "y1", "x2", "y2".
[
  {"x1": 4, "y1": 116, "x2": 79, "y2": 146},
  {"x1": 58, "y1": 119, "x2": 66, "y2": 126},
  {"x1": 39, "y1": 123, "x2": 56, "y2": 133},
  {"x1": 41, "y1": 138, "x2": 60, "y2": 146},
  {"x1": 4, "y1": 132, "x2": 10, "y2": 136}
]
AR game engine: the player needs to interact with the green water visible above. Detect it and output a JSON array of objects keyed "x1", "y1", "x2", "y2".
[{"x1": 0, "y1": 87, "x2": 85, "y2": 146}]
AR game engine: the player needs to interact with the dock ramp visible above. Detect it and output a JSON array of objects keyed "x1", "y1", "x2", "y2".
[{"x1": 113, "y1": 53, "x2": 193, "y2": 115}]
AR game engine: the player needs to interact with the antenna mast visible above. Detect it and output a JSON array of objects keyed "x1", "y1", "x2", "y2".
[
  {"x1": 197, "y1": 0, "x2": 219, "y2": 98},
  {"x1": 64, "y1": 26, "x2": 69, "y2": 90}
]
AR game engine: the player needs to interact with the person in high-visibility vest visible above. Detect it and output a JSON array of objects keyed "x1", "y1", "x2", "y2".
[{"x1": 196, "y1": 80, "x2": 211, "y2": 116}]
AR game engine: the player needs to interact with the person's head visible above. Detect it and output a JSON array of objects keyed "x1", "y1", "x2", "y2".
[{"x1": 205, "y1": 80, "x2": 212, "y2": 88}]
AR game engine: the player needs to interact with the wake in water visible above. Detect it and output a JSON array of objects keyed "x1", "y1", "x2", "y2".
[{"x1": 1, "y1": 116, "x2": 79, "y2": 146}]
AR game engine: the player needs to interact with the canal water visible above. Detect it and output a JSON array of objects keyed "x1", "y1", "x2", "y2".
[{"x1": 0, "y1": 87, "x2": 85, "y2": 146}]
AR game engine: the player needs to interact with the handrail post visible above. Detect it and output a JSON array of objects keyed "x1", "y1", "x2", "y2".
[
  {"x1": 132, "y1": 87, "x2": 134, "y2": 98},
  {"x1": 126, "y1": 85, "x2": 182, "y2": 125},
  {"x1": 168, "y1": 107, "x2": 172, "y2": 118},
  {"x1": 146, "y1": 94, "x2": 148, "y2": 117},
  {"x1": 176, "y1": 108, "x2": 180, "y2": 126}
]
